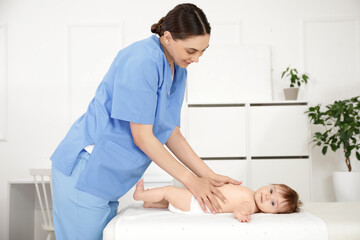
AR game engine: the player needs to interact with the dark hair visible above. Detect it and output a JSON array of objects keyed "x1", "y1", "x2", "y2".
[
  {"x1": 276, "y1": 184, "x2": 302, "y2": 213},
  {"x1": 151, "y1": 3, "x2": 211, "y2": 40}
]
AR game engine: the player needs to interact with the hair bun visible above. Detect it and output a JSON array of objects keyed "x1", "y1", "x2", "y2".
[{"x1": 151, "y1": 17, "x2": 165, "y2": 36}]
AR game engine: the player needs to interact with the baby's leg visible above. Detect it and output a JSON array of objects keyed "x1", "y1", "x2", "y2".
[
  {"x1": 143, "y1": 200, "x2": 169, "y2": 209},
  {"x1": 133, "y1": 179, "x2": 192, "y2": 211}
]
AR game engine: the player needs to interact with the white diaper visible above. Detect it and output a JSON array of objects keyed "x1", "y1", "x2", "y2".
[{"x1": 168, "y1": 195, "x2": 211, "y2": 214}]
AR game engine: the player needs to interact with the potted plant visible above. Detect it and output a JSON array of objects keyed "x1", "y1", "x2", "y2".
[
  {"x1": 306, "y1": 96, "x2": 360, "y2": 201},
  {"x1": 281, "y1": 66, "x2": 309, "y2": 100}
]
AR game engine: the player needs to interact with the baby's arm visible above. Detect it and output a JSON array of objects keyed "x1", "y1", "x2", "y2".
[{"x1": 233, "y1": 201, "x2": 256, "y2": 223}]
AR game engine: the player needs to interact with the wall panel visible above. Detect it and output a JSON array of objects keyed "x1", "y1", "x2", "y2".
[
  {"x1": 187, "y1": 22, "x2": 271, "y2": 103},
  {"x1": 302, "y1": 18, "x2": 360, "y2": 102},
  {"x1": 0, "y1": 24, "x2": 7, "y2": 141},
  {"x1": 68, "y1": 24, "x2": 123, "y2": 123}
]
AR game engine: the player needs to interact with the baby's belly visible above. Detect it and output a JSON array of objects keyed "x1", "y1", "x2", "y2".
[
  {"x1": 215, "y1": 185, "x2": 253, "y2": 213},
  {"x1": 217, "y1": 198, "x2": 234, "y2": 213}
]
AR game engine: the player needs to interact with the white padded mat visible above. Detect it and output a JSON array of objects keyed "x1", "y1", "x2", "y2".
[{"x1": 104, "y1": 203, "x2": 328, "y2": 240}]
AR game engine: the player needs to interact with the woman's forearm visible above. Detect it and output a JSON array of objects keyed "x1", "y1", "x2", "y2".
[
  {"x1": 165, "y1": 127, "x2": 215, "y2": 178},
  {"x1": 131, "y1": 123, "x2": 196, "y2": 186}
]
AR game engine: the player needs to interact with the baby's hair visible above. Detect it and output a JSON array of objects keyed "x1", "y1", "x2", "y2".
[{"x1": 275, "y1": 184, "x2": 302, "y2": 213}]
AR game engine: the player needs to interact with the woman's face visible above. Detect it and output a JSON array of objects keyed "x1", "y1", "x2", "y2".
[{"x1": 163, "y1": 32, "x2": 210, "y2": 68}]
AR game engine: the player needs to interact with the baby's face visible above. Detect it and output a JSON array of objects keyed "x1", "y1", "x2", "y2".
[{"x1": 254, "y1": 185, "x2": 288, "y2": 214}]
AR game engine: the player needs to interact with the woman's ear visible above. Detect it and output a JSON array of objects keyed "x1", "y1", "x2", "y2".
[{"x1": 163, "y1": 31, "x2": 173, "y2": 45}]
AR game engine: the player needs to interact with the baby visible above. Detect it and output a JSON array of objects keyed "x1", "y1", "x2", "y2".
[{"x1": 133, "y1": 179, "x2": 301, "y2": 222}]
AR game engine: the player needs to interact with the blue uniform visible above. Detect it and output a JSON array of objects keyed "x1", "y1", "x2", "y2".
[{"x1": 51, "y1": 35, "x2": 187, "y2": 239}]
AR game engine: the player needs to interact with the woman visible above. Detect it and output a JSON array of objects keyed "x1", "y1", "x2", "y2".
[{"x1": 51, "y1": 3, "x2": 241, "y2": 240}]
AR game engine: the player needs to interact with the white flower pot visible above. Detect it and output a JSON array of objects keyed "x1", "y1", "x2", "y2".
[
  {"x1": 333, "y1": 171, "x2": 360, "y2": 201},
  {"x1": 283, "y1": 87, "x2": 299, "y2": 100}
]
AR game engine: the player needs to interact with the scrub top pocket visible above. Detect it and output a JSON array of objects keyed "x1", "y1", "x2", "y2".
[{"x1": 76, "y1": 137, "x2": 151, "y2": 200}]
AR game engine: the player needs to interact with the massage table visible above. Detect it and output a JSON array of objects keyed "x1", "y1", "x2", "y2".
[{"x1": 103, "y1": 201, "x2": 360, "y2": 240}]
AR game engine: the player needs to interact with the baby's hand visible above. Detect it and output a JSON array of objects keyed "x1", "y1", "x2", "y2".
[{"x1": 233, "y1": 208, "x2": 252, "y2": 223}]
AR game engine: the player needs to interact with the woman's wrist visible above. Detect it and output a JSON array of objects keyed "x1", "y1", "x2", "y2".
[
  {"x1": 194, "y1": 159, "x2": 216, "y2": 179},
  {"x1": 204, "y1": 169, "x2": 216, "y2": 179},
  {"x1": 179, "y1": 170, "x2": 197, "y2": 187}
]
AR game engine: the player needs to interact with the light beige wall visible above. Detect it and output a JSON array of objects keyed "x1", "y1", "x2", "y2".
[{"x1": 0, "y1": 0, "x2": 359, "y2": 239}]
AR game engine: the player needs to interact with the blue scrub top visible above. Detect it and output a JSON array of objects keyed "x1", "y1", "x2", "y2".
[{"x1": 51, "y1": 35, "x2": 187, "y2": 201}]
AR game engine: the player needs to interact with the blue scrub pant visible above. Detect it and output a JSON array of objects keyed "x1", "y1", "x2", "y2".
[{"x1": 52, "y1": 150, "x2": 119, "y2": 240}]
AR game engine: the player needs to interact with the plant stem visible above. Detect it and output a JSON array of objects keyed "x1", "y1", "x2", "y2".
[
  {"x1": 345, "y1": 157, "x2": 352, "y2": 172},
  {"x1": 344, "y1": 147, "x2": 352, "y2": 172}
]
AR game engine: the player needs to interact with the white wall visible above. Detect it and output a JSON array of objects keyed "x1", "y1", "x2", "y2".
[{"x1": 0, "y1": 0, "x2": 359, "y2": 239}]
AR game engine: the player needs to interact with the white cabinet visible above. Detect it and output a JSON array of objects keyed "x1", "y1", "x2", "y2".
[
  {"x1": 187, "y1": 106, "x2": 246, "y2": 158},
  {"x1": 250, "y1": 104, "x2": 309, "y2": 156},
  {"x1": 186, "y1": 102, "x2": 311, "y2": 201},
  {"x1": 248, "y1": 103, "x2": 311, "y2": 201}
]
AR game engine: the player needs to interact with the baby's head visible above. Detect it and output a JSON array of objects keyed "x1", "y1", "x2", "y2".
[{"x1": 254, "y1": 184, "x2": 302, "y2": 214}]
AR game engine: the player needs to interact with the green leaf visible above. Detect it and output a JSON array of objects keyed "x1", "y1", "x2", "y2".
[
  {"x1": 281, "y1": 71, "x2": 286, "y2": 78},
  {"x1": 331, "y1": 144, "x2": 338, "y2": 151},
  {"x1": 322, "y1": 146, "x2": 328, "y2": 155},
  {"x1": 356, "y1": 151, "x2": 360, "y2": 160},
  {"x1": 314, "y1": 132, "x2": 322, "y2": 138}
]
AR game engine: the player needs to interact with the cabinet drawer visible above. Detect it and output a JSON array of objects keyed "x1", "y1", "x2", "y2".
[
  {"x1": 250, "y1": 159, "x2": 310, "y2": 201},
  {"x1": 205, "y1": 159, "x2": 247, "y2": 186},
  {"x1": 188, "y1": 107, "x2": 246, "y2": 157},
  {"x1": 250, "y1": 105, "x2": 309, "y2": 156}
]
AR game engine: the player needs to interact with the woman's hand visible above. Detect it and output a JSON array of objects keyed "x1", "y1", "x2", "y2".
[
  {"x1": 207, "y1": 172, "x2": 242, "y2": 187},
  {"x1": 185, "y1": 176, "x2": 226, "y2": 214},
  {"x1": 185, "y1": 173, "x2": 242, "y2": 214}
]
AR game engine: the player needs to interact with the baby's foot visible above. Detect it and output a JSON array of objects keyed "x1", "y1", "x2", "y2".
[{"x1": 133, "y1": 179, "x2": 145, "y2": 201}]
